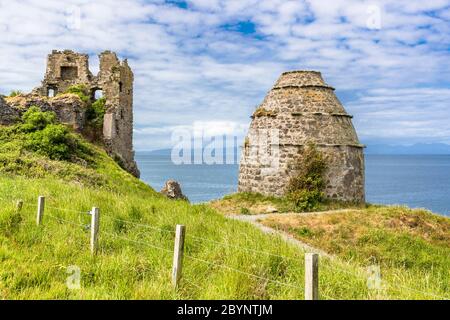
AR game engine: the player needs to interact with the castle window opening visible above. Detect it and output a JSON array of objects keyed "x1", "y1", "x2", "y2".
[
  {"x1": 93, "y1": 89, "x2": 103, "y2": 101},
  {"x1": 60, "y1": 66, "x2": 78, "y2": 80},
  {"x1": 119, "y1": 81, "x2": 123, "y2": 93},
  {"x1": 47, "y1": 88, "x2": 56, "y2": 97}
]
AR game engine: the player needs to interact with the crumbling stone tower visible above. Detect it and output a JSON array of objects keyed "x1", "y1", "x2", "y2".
[
  {"x1": 238, "y1": 71, "x2": 365, "y2": 202},
  {"x1": 33, "y1": 50, "x2": 139, "y2": 177}
]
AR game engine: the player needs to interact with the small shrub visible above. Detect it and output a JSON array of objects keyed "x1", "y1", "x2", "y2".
[
  {"x1": 65, "y1": 84, "x2": 90, "y2": 103},
  {"x1": 86, "y1": 97, "x2": 106, "y2": 127},
  {"x1": 286, "y1": 143, "x2": 327, "y2": 211},
  {"x1": 240, "y1": 207, "x2": 250, "y2": 215},
  {"x1": 25, "y1": 124, "x2": 75, "y2": 160},
  {"x1": 296, "y1": 226, "x2": 314, "y2": 237},
  {"x1": 18, "y1": 106, "x2": 88, "y2": 161},
  {"x1": 9, "y1": 90, "x2": 23, "y2": 97},
  {"x1": 20, "y1": 106, "x2": 56, "y2": 132},
  {"x1": 287, "y1": 189, "x2": 324, "y2": 212}
]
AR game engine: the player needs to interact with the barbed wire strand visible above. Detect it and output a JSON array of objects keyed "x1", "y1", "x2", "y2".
[
  {"x1": 101, "y1": 231, "x2": 173, "y2": 254},
  {"x1": 181, "y1": 277, "x2": 204, "y2": 291},
  {"x1": 0, "y1": 195, "x2": 17, "y2": 202},
  {"x1": 45, "y1": 213, "x2": 87, "y2": 228},
  {"x1": 103, "y1": 216, "x2": 302, "y2": 263},
  {"x1": 0, "y1": 196, "x2": 31, "y2": 207},
  {"x1": 22, "y1": 203, "x2": 37, "y2": 209},
  {"x1": 187, "y1": 234, "x2": 301, "y2": 263},
  {"x1": 0, "y1": 195, "x2": 90, "y2": 214},
  {"x1": 46, "y1": 205, "x2": 91, "y2": 215},
  {"x1": 321, "y1": 261, "x2": 368, "y2": 279},
  {"x1": 101, "y1": 216, "x2": 175, "y2": 234},
  {"x1": 184, "y1": 253, "x2": 303, "y2": 292}
]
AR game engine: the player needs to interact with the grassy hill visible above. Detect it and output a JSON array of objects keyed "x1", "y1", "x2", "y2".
[{"x1": 0, "y1": 108, "x2": 448, "y2": 300}]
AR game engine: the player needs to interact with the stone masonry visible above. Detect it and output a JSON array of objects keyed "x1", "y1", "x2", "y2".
[
  {"x1": 0, "y1": 50, "x2": 139, "y2": 177},
  {"x1": 238, "y1": 71, "x2": 365, "y2": 203}
]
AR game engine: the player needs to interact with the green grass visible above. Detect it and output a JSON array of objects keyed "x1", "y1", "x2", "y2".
[
  {"x1": 0, "y1": 176, "x2": 309, "y2": 299},
  {"x1": 0, "y1": 121, "x2": 448, "y2": 299},
  {"x1": 3, "y1": 175, "x2": 434, "y2": 300},
  {"x1": 210, "y1": 192, "x2": 365, "y2": 215}
]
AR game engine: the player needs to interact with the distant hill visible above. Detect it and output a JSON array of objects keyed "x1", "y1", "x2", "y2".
[
  {"x1": 140, "y1": 143, "x2": 450, "y2": 156},
  {"x1": 365, "y1": 143, "x2": 450, "y2": 155},
  {"x1": 137, "y1": 148, "x2": 172, "y2": 156},
  {"x1": 137, "y1": 147, "x2": 242, "y2": 159}
]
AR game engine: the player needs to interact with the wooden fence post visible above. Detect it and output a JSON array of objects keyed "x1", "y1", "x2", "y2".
[
  {"x1": 16, "y1": 200, "x2": 23, "y2": 213},
  {"x1": 36, "y1": 196, "x2": 45, "y2": 226},
  {"x1": 172, "y1": 224, "x2": 186, "y2": 289},
  {"x1": 305, "y1": 253, "x2": 319, "y2": 300},
  {"x1": 90, "y1": 207, "x2": 100, "y2": 255}
]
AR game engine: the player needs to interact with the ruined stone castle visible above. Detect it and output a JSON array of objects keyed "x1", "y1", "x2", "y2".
[
  {"x1": 0, "y1": 50, "x2": 139, "y2": 177},
  {"x1": 238, "y1": 71, "x2": 365, "y2": 202}
]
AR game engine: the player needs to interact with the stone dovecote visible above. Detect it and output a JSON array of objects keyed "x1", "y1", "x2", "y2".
[{"x1": 238, "y1": 71, "x2": 365, "y2": 203}]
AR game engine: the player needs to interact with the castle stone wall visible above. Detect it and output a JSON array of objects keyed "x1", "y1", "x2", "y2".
[
  {"x1": 33, "y1": 50, "x2": 93, "y2": 97},
  {"x1": 0, "y1": 96, "x2": 20, "y2": 125},
  {"x1": 3, "y1": 94, "x2": 86, "y2": 131}
]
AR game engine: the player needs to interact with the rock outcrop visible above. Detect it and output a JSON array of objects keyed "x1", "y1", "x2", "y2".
[
  {"x1": 160, "y1": 180, "x2": 188, "y2": 201},
  {"x1": 238, "y1": 71, "x2": 365, "y2": 203}
]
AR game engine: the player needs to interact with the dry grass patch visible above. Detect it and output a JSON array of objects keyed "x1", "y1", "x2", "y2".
[
  {"x1": 210, "y1": 192, "x2": 365, "y2": 215},
  {"x1": 262, "y1": 206, "x2": 450, "y2": 298},
  {"x1": 262, "y1": 206, "x2": 450, "y2": 250},
  {"x1": 209, "y1": 197, "x2": 281, "y2": 215}
]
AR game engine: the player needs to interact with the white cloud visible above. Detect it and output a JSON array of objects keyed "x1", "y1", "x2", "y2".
[
  {"x1": 0, "y1": 0, "x2": 449, "y2": 150},
  {"x1": 348, "y1": 87, "x2": 450, "y2": 144}
]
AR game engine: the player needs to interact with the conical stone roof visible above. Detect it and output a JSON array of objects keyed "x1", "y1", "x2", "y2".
[{"x1": 238, "y1": 71, "x2": 365, "y2": 202}]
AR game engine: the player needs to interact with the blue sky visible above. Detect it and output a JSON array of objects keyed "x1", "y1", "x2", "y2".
[{"x1": 0, "y1": 0, "x2": 449, "y2": 150}]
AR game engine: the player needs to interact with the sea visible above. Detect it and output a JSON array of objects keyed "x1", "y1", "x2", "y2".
[{"x1": 135, "y1": 153, "x2": 450, "y2": 217}]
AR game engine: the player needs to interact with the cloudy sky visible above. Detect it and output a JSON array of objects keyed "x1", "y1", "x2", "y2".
[{"x1": 0, "y1": 0, "x2": 449, "y2": 150}]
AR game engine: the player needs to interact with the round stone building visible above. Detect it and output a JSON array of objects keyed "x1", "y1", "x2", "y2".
[{"x1": 238, "y1": 71, "x2": 365, "y2": 203}]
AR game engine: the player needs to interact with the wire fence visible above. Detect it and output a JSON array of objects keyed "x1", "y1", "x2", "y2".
[
  {"x1": 101, "y1": 230, "x2": 174, "y2": 254},
  {"x1": 46, "y1": 212, "x2": 88, "y2": 228},
  {"x1": 1, "y1": 195, "x2": 448, "y2": 300},
  {"x1": 101, "y1": 216, "x2": 175, "y2": 234},
  {"x1": 184, "y1": 253, "x2": 304, "y2": 292}
]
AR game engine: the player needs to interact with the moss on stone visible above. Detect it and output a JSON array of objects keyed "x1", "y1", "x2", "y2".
[{"x1": 252, "y1": 107, "x2": 277, "y2": 118}]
